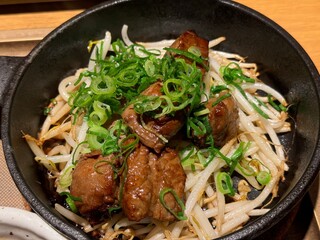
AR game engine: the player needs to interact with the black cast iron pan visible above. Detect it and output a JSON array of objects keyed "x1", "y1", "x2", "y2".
[{"x1": 1, "y1": 0, "x2": 320, "y2": 239}]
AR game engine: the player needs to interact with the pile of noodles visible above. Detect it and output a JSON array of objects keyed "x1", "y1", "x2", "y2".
[{"x1": 25, "y1": 25, "x2": 291, "y2": 240}]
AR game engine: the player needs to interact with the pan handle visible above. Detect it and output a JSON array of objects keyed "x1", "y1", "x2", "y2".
[{"x1": 0, "y1": 56, "x2": 24, "y2": 108}]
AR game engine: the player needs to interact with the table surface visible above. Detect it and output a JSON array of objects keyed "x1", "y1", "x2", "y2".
[
  {"x1": 0, "y1": 0, "x2": 319, "y2": 239},
  {"x1": 0, "y1": 0, "x2": 319, "y2": 72}
]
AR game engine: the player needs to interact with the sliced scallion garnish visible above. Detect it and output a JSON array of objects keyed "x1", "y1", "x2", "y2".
[
  {"x1": 256, "y1": 171, "x2": 271, "y2": 185},
  {"x1": 159, "y1": 188, "x2": 187, "y2": 221},
  {"x1": 60, "y1": 192, "x2": 82, "y2": 213},
  {"x1": 216, "y1": 172, "x2": 235, "y2": 196}
]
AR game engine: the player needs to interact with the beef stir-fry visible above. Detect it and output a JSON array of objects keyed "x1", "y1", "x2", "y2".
[
  {"x1": 25, "y1": 26, "x2": 290, "y2": 239},
  {"x1": 70, "y1": 31, "x2": 218, "y2": 222}
]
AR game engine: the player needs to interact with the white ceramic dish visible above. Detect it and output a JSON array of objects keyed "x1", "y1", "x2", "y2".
[{"x1": 0, "y1": 206, "x2": 66, "y2": 240}]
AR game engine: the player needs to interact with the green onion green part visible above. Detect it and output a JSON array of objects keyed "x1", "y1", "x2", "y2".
[
  {"x1": 159, "y1": 188, "x2": 187, "y2": 221},
  {"x1": 60, "y1": 192, "x2": 82, "y2": 213},
  {"x1": 216, "y1": 172, "x2": 235, "y2": 196},
  {"x1": 256, "y1": 171, "x2": 271, "y2": 185}
]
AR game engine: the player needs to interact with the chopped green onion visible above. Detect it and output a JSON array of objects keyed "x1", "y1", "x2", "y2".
[
  {"x1": 153, "y1": 95, "x2": 194, "y2": 119},
  {"x1": 268, "y1": 95, "x2": 287, "y2": 112},
  {"x1": 188, "y1": 46, "x2": 201, "y2": 57},
  {"x1": 87, "y1": 122, "x2": 123, "y2": 155},
  {"x1": 43, "y1": 98, "x2": 57, "y2": 115},
  {"x1": 91, "y1": 75, "x2": 116, "y2": 96},
  {"x1": 231, "y1": 82, "x2": 247, "y2": 99},
  {"x1": 58, "y1": 165, "x2": 74, "y2": 190},
  {"x1": 109, "y1": 119, "x2": 128, "y2": 139},
  {"x1": 94, "y1": 160, "x2": 118, "y2": 179},
  {"x1": 71, "y1": 141, "x2": 88, "y2": 165},
  {"x1": 250, "y1": 101, "x2": 270, "y2": 119},
  {"x1": 181, "y1": 146, "x2": 197, "y2": 167},
  {"x1": 116, "y1": 68, "x2": 140, "y2": 87},
  {"x1": 279, "y1": 104, "x2": 287, "y2": 112},
  {"x1": 210, "y1": 85, "x2": 229, "y2": 95},
  {"x1": 60, "y1": 192, "x2": 82, "y2": 213},
  {"x1": 256, "y1": 171, "x2": 271, "y2": 185},
  {"x1": 89, "y1": 110, "x2": 107, "y2": 126},
  {"x1": 220, "y1": 64, "x2": 270, "y2": 118},
  {"x1": 111, "y1": 38, "x2": 127, "y2": 54},
  {"x1": 232, "y1": 82, "x2": 269, "y2": 119},
  {"x1": 134, "y1": 96, "x2": 162, "y2": 114},
  {"x1": 119, "y1": 134, "x2": 139, "y2": 153},
  {"x1": 211, "y1": 93, "x2": 231, "y2": 107},
  {"x1": 214, "y1": 149, "x2": 231, "y2": 165},
  {"x1": 108, "y1": 205, "x2": 122, "y2": 215},
  {"x1": 88, "y1": 125, "x2": 109, "y2": 138},
  {"x1": 163, "y1": 78, "x2": 186, "y2": 101},
  {"x1": 93, "y1": 100, "x2": 111, "y2": 113},
  {"x1": 87, "y1": 125, "x2": 112, "y2": 150},
  {"x1": 144, "y1": 59, "x2": 156, "y2": 76},
  {"x1": 74, "y1": 70, "x2": 93, "y2": 86},
  {"x1": 229, "y1": 142, "x2": 246, "y2": 174},
  {"x1": 43, "y1": 107, "x2": 52, "y2": 115},
  {"x1": 77, "y1": 40, "x2": 203, "y2": 121},
  {"x1": 159, "y1": 188, "x2": 187, "y2": 221},
  {"x1": 87, "y1": 134, "x2": 104, "y2": 150},
  {"x1": 216, "y1": 172, "x2": 235, "y2": 196},
  {"x1": 193, "y1": 108, "x2": 210, "y2": 117},
  {"x1": 88, "y1": 101, "x2": 112, "y2": 126},
  {"x1": 268, "y1": 94, "x2": 280, "y2": 111},
  {"x1": 255, "y1": 96, "x2": 267, "y2": 108},
  {"x1": 199, "y1": 148, "x2": 215, "y2": 167},
  {"x1": 71, "y1": 83, "x2": 93, "y2": 108},
  {"x1": 65, "y1": 197, "x2": 78, "y2": 213},
  {"x1": 237, "y1": 160, "x2": 256, "y2": 176},
  {"x1": 136, "y1": 45, "x2": 161, "y2": 57},
  {"x1": 191, "y1": 164, "x2": 196, "y2": 172},
  {"x1": 95, "y1": 41, "x2": 104, "y2": 61},
  {"x1": 187, "y1": 117, "x2": 207, "y2": 138},
  {"x1": 102, "y1": 137, "x2": 119, "y2": 156},
  {"x1": 164, "y1": 47, "x2": 208, "y2": 71},
  {"x1": 221, "y1": 62, "x2": 255, "y2": 84}
]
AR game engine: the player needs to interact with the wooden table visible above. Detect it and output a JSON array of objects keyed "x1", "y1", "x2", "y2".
[
  {"x1": 0, "y1": 0, "x2": 319, "y2": 238},
  {"x1": 238, "y1": 0, "x2": 320, "y2": 72},
  {"x1": 0, "y1": 0, "x2": 319, "y2": 72}
]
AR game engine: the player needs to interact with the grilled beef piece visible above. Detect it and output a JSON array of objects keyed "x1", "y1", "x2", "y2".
[
  {"x1": 70, "y1": 152, "x2": 118, "y2": 220},
  {"x1": 206, "y1": 92, "x2": 239, "y2": 147},
  {"x1": 122, "y1": 144, "x2": 154, "y2": 221},
  {"x1": 148, "y1": 148, "x2": 186, "y2": 221},
  {"x1": 122, "y1": 82, "x2": 185, "y2": 153},
  {"x1": 168, "y1": 30, "x2": 209, "y2": 75},
  {"x1": 122, "y1": 146, "x2": 186, "y2": 222},
  {"x1": 122, "y1": 103, "x2": 165, "y2": 153}
]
